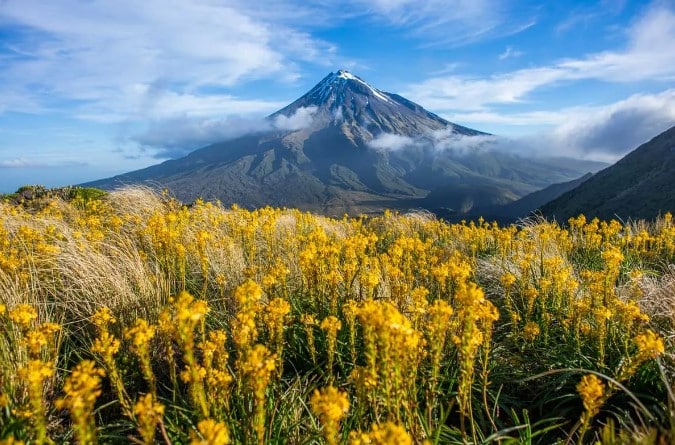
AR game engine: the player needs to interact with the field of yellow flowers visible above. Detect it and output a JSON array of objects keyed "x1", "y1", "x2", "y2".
[{"x1": 0, "y1": 186, "x2": 674, "y2": 444}]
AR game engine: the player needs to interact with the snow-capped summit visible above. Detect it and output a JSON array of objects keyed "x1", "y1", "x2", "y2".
[
  {"x1": 314, "y1": 69, "x2": 394, "y2": 105},
  {"x1": 271, "y1": 70, "x2": 483, "y2": 139},
  {"x1": 285, "y1": 69, "x2": 394, "y2": 110}
]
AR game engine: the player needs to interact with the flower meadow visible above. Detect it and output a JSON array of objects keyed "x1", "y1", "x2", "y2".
[{"x1": 0, "y1": 186, "x2": 674, "y2": 444}]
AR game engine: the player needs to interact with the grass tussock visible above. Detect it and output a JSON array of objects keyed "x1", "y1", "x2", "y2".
[{"x1": 0, "y1": 186, "x2": 674, "y2": 444}]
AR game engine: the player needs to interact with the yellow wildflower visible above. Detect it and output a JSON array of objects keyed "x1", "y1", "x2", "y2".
[
  {"x1": 240, "y1": 344, "x2": 276, "y2": 445},
  {"x1": 190, "y1": 419, "x2": 230, "y2": 444},
  {"x1": 634, "y1": 329, "x2": 665, "y2": 362},
  {"x1": 91, "y1": 306, "x2": 116, "y2": 329},
  {"x1": 134, "y1": 393, "x2": 165, "y2": 445},
  {"x1": 233, "y1": 280, "x2": 263, "y2": 351},
  {"x1": 576, "y1": 374, "x2": 605, "y2": 417},
  {"x1": 234, "y1": 279, "x2": 263, "y2": 306},
  {"x1": 349, "y1": 422, "x2": 413, "y2": 445},
  {"x1": 56, "y1": 360, "x2": 106, "y2": 445},
  {"x1": 9, "y1": 304, "x2": 37, "y2": 328},
  {"x1": 500, "y1": 272, "x2": 517, "y2": 289},
  {"x1": 320, "y1": 316, "x2": 342, "y2": 337},
  {"x1": 522, "y1": 322, "x2": 540, "y2": 342},
  {"x1": 124, "y1": 318, "x2": 157, "y2": 391},
  {"x1": 91, "y1": 330, "x2": 121, "y2": 358},
  {"x1": 310, "y1": 386, "x2": 350, "y2": 445},
  {"x1": 124, "y1": 318, "x2": 156, "y2": 353}
]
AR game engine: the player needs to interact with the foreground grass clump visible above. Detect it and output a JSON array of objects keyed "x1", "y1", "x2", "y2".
[{"x1": 0, "y1": 186, "x2": 674, "y2": 444}]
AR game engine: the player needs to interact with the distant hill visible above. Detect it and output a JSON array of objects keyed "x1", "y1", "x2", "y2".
[
  {"x1": 468, "y1": 172, "x2": 594, "y2": 223},
  {"x1": 86, "y1": 70, "x2": 606, "y2": 216},
  {"x1": 541, "y1": 125, "x2": 675, "y2": 221}
]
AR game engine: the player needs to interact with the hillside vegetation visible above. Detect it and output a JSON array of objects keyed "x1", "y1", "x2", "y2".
[
  {"x1": 1, "y1": 187, "x2": 674, "y2": 444},
  {"x1": 542, "y1": 125, "x2": 675, "y2": 221}
]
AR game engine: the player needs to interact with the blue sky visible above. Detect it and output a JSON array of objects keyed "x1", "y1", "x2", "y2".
[{"x1": 1, "y1": 0, "x2": 675, "y2": 191}]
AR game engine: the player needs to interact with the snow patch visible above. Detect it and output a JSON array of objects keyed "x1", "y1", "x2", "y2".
[
  {"x1": 315, "y1": 70, "x2": 393, "y2": 105},
  {"x1": 336, "y1": 70, "x2": 358, "y2": 81}
]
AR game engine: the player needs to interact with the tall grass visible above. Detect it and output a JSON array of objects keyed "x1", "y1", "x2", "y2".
[{"x1": 0, "y1": 186, "x2": 673, "y2": 444}]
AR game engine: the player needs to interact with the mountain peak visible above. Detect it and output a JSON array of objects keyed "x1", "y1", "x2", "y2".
[
  {"x1": 305, "y1": 69, "x2": 393, "y2": 108},
  {"x1": 335, "y1": 69, "x2": 355, "y2": 78},
  {"x1": 271, "y1": 69, "x2": 472, "y2": 138},
  {"x1": 333, "y1": 69, "x2": 371, "y2": 86}
]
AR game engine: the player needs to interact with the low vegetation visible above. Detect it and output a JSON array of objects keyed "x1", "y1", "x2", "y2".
[{"x1": 0, "y1": 186, "x2": 674, "y2": 444}]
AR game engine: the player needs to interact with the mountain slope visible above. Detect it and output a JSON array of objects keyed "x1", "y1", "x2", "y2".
[
  {"x1": 541, "y1": 125, "x2": 675, "y2": 221},
  {"x1": 471, "y1": 172, "x2": 594, "y2": 223},
  {"x1": 87, "y1": 70, "x2": 606, "y2": 215}
]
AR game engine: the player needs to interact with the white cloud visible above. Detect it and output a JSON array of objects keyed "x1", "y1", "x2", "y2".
[
  {"x1": 547, "y1": 89, "x2": 675, "y2": 159},
  {"x1": 273, "y1": 106, "x2": 319, "y2": 131},
  {"x1": 558, "y1": 6, "x2": 675, "y2": 82},
  {"x1": 0, "y1": 0, "x2": 333, "y2": 121},
  {"x1": 499, "y1": 46, "x2": 524, "y2": 60},
  {"x1": 447, "y1": 90, "x2": 675, "y2": 161},
  {"x1": 368, "y1": 128, "x2": 497, "y2": 155},
  {"x1": 406, "y1": 4, "x2": 675, "y2": 111},
  {"x1": 430, "y1": 129, "x2": 498, "y2": 154},
  {"x1": 368, "y1": 133, "x2": 417, "y2": 151},
  {"x1": 131, "y1": 106, "x2": 321, "y2": 158},
  {"x1": 332, "y1": 107, "x2": 344, "y2": 123},
  {"x1": 443, "y1": 110, "x2": 566, "y2": 127},
  {"x1": 385, "y1": 78, "x2": 675, "y2": 167},
  {"x1": 132, "y1": 115, "x2": 272, "y2": 158},
  {"x1": 405, "y1": 67, "x2": 563, "y2": 110},
  {"x1": 0, "y1": 158, "x2": 41, "y2": 168},
  {"x1": 228, "y1": 0, "x2": 536, "y2": 47},
  {"x1": 349, "y1": 0, "x2": 537, "y2": 46}
]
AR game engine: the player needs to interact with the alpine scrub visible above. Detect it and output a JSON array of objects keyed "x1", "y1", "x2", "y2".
[{"x1": 0, "y1": 186, "x2": 673, "y2": 443}]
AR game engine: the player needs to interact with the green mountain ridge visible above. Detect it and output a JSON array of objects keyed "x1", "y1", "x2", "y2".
[{"x1": 541, "y1": 124, "x2": 675, "y2": 221}]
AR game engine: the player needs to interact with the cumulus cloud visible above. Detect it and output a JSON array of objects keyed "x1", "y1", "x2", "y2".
[{"x1": 273, "y1": 106, "x2": 319, "y2": 131}]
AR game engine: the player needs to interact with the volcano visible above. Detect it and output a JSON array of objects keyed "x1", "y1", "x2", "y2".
[{"x1": 87, "y1": 70, "x2": 606, "y2": 216}]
